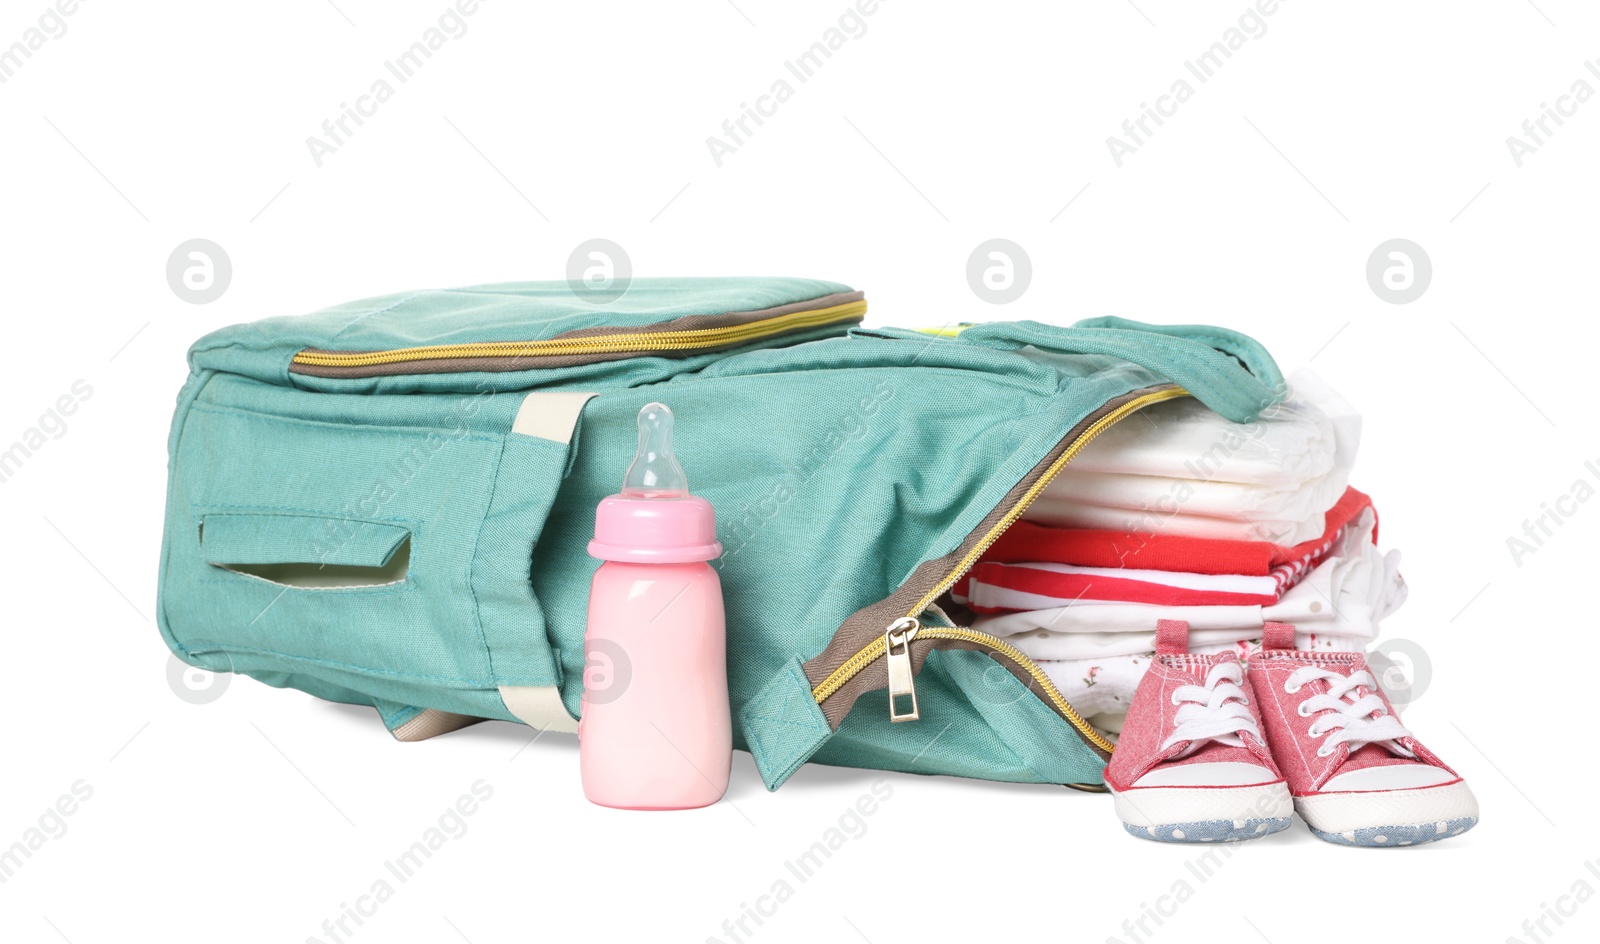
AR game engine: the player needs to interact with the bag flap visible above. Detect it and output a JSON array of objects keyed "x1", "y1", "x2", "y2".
[{"x1": 188, "y1": 277, "x2": 864, "y2": 394}]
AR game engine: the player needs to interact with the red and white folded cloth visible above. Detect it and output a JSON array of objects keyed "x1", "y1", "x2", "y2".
[
  {"x1": 970, "y1": 506, "x2": 1404, "y2": 660},
  {"x1": 954, "y1": 559, "x2": 1295, "y2": 611},
  {"x1": 1000, "y1": 509, "x2": 1404, "y2": 732},
  {"x1": 982, "y1": 486, "x2": 1373, "y2": 575},
  {"x1": 959, "y1": 487, "x2": 1373, "y2": 611}
]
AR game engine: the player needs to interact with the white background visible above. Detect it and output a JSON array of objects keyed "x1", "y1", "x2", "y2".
[{"x1": 1, "y1": 1, "x2": 1595, "y2": 942}]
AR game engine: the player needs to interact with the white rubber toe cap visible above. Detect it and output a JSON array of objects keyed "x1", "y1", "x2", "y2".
[
  {"x1": 1112, "y1": 779, "x2": 1292, "y2": 829},
  {"x1": 1296, "y1": 779, "x2": 1478, "y2": 835}
]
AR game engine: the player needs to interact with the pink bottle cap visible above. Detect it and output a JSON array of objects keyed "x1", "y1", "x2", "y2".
[
  {"x1": 587, "y1": 402, "x2": 722, "y2": 563},
  {"x1": 588, "y1": 493, "x2": 722, "y2": 563}
]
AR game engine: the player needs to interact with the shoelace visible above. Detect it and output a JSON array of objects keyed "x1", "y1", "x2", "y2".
[
  {"x1": 1284, "y1": 665, "x2": 1414, "y2": 758},
  {"x1": 1159, "y1": 661, "x2": 1261, "y2": 756}
]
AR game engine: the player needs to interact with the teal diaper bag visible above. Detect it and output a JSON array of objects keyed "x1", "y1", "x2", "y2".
[{"x1": 157, "y1": 277, "x2": 1286, "y2": 789}]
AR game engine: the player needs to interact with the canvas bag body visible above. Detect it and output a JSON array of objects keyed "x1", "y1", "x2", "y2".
[{"x1": 156, "y1": 277, "x2": 1285, "y2": 788}]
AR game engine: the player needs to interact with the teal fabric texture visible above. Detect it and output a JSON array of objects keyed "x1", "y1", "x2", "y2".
[{"x1": 157, "y1": 277, "x2": 1285, "y2": 789}]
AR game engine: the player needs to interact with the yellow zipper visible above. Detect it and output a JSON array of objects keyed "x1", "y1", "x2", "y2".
[
  {"x1": 811, "y1": 385, "x2": 1191, "y2": 752},
  {"x1": 875, "y1": 624, "x2": 1114, "y2": 752},
  {"x1": 290, "y1": 299, "x2": 868, "y2": 369}
]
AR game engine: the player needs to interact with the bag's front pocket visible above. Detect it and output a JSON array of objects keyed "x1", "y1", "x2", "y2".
[{"x1": 158, "y1": 373, "x2": 580, "y2": 720}]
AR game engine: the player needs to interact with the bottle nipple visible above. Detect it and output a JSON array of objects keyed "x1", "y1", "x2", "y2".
[{"x1": 621, "y1": 402, "x2": 689, "y2": 499}]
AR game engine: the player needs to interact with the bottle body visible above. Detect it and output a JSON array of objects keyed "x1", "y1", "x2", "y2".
[{"x1": 579, "y1": 560, "x2": 730, "y2": 810}]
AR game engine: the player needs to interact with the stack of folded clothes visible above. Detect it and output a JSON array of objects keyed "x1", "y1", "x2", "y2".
[{"x1": 952, "y1": 370, "x2": 1406, "y2": 734}]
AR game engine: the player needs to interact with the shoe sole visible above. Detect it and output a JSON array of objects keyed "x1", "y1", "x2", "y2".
[
  {"x1": 1110, "y1": 781, "x2": 1293, "y2": 843},
  {"x1": 1296, "y1": 780, "x2": 1479, "y2": 847}
]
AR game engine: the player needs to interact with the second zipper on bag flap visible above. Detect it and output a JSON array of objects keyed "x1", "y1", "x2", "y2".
[{"x1": 289, "y1": 296, "x2": 868, "y2": 377}]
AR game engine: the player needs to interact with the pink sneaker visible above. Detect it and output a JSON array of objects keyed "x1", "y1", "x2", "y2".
[
  {"x1": 1105, "y1": 620, "x2": 1292, "y2": 843},
  {"x1": 1246, "y1": 622, "x2": 1479, "y2": 847}
]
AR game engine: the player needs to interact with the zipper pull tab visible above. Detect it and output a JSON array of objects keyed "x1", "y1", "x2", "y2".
[{"x1": 885, "y1": 617, "x2": 921, "y2": 723}]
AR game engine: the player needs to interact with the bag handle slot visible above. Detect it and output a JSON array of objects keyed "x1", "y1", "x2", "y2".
[{"x1": 200, "y1": 513, "x2": 412, "y2": 589}]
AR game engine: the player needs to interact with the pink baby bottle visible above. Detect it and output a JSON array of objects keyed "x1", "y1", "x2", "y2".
[{"x1": 580, "y1": 401, "x2": 730, "y2": 810}]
